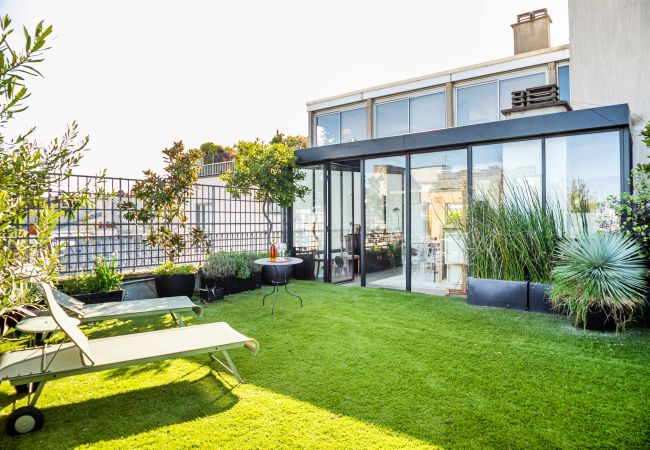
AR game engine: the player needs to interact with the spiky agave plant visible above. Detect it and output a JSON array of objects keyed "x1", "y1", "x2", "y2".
[{"x1": 550, "y1": 232, "x2": 647, "y2": 330}]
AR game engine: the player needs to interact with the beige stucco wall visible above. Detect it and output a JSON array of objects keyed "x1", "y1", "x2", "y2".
[{"x1": 568, "y1": 0, "x2": 650, "y2": 166}]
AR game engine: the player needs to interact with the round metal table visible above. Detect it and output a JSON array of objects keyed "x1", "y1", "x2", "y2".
[
  {"x1": 254, "y1": 257, "x2": 303, "y2": 314},
  {"x1": 16, "y1": 316, "x2": 81, "y2": 347}
]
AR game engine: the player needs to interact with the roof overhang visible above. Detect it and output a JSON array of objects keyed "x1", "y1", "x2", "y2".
[{"x1": 296, "y1": 104, "x2": 630, "y2": 165}]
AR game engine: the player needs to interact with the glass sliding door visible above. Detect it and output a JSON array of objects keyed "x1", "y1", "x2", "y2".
[
  {"x1": 329, "y1": 163, "x2": 356, "y2": 282},
  {"x1": 292, "y1": 165, "x2": 326, "y2": 280},
  {"x1": 410, "y1": 149, "x2": 468, "y2": 295},
  {"x1": 364, "y1": 156, "x2": 406, "y2": 290}
]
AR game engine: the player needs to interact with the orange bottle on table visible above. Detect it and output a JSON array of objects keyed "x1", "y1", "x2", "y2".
[{"x1": 270, "y1": 241, "x2": 277, "y2": 262}]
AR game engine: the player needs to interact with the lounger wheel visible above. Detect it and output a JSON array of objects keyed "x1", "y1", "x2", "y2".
[
  {"x1": 14, "y1": 382, "x2": 40, "y2": 395},
  {"x1": 6, "y1": 406, "x2": 44, "y2": 435}
]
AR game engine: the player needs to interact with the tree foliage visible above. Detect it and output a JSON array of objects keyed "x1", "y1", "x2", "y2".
[
  {"x1": 0, "y1": 15, "x2": 93, "y2": 328},
  {"x1": 222, "y1": 138, "x2": 309, "y2": 245},
  {"x1": 270, "y1": 131, "x2": 308, "y2": 151},
  {"x1": 200, "y1": 141, "x2": 235, "y2": 164},
  {"x1": 120, "y1": 142, "x2": 206, "y2": 264}
]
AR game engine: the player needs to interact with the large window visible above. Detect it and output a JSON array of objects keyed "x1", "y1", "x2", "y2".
[
  {"x1": 456, "y1": 72, "x2": 546, "y2": 126},
  {"x1": 315, "y1": 107, "x2": 367, "y2": 146},
  {"x1": 364, "y1": 156, "x2": 406, "y2": 290},
  {"x1": 375, "y1": 92, "x2": 445, "y2": 138},
  {"x1": 456, "y1": 82, "x2": 498, "y2": 126},
  {"x1": 410, "y1": 149, "x2": 467, "y2": 295},
  {"x1": 472, "y1": 140, "x2": 542, "y2": 201},
  {"x1": 375, "y1": 100, "x2": 408, "y2": 138},
  {"x1": 545, "y1": 131, "x2": 620, "y2": 233}
]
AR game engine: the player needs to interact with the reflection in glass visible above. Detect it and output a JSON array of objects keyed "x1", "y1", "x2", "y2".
[
  {"x1": 316, "y1": 113, "x2": 340, "y2": 146},
  {"x1": 364, "y1": 156, "x2": 406, "y2": 290},
  {"x1": 546, "y1": 131, "x2": 620, "y2": 233},
  {"x1": 499, "y1": 72, "x2": 546, "y2": 114},
  {"x1": 472, "y1": 140, "x2": 542, "y2": 201},
  {"x1": 341, "y1": 107, "x2": 367, "y2": 143},
  {"x1": 375, "y1": 100, "x2": 408, "y2": 138},
  {"x1": 292, "y1": 165, "x2": 325, "y2": 280},
  {"x1": 558, "y1": 65, "x2": 570, "y2": 102},
  {"x1": 410, "y1": 149, "x2": 467, "y2": 295},
  {"x1": 456, "y1": 82, "x2": 498, "y2": 126},
  {"x1": 410, "y1": 92, "x2": 446, "y2": 133}
]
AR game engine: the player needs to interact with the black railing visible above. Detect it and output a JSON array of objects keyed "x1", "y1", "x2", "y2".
[{"x1": 23, "y1": 175, "x2": 285, "y2": 275}]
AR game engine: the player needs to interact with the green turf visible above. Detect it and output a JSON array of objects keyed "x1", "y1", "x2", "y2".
[{"x1": 1, "y1": 281, "x2": 649, "y2": 449}]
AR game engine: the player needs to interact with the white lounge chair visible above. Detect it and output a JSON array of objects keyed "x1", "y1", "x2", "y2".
[
  {"x1": 51, "y1": 288, "x2": 203, "y2": 325},
  {"x1": 0, "y1": 283, "x2": 259, "y2": 435}
]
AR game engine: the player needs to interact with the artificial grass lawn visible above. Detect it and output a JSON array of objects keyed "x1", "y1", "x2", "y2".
[{"x1": 1, "y1": 281, "x2": 650, "y2": 449}]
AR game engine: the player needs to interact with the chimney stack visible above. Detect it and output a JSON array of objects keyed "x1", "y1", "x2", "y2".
[{"x1": 511, "y1": 9, "x2": 551, "y2": 55}]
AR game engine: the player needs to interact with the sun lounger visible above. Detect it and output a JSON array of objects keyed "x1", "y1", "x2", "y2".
[
  {"x1": 0, "y1": 283, "x2": 258, "y2": 435},
  {"x1": 51, "y1": 288, "x2": 203, "y2": 325}
]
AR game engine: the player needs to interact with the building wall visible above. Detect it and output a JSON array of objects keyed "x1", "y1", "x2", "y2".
[{"x1": 568, "y1": 0, "x2": 650, "y2": 165}]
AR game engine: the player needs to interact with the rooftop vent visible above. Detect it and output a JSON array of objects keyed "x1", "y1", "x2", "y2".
[
  {"x1": 511, "y1": 8, "x2": 551, "y2": 55},
  {"x1": 501, "y1": 83, "x2": 572, "y2": 119}
]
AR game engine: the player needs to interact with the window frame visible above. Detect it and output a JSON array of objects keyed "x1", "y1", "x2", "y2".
[
  {"x1": 556, "y1": 61, "x2": 570, "y2": 102},
  {"x1": 313, "y1": 104, "x2": 367, "y2": 147},
  {"x1": 373, "y1": 88, "x2": 446, "y2": 138},
  {"x1": 454, "y1": 67, "x2": 549, "y2": 126}
]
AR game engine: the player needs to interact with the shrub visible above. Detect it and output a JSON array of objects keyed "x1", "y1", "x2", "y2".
[
  {"x1": 451, "y1": 182, "x2": 566, "y2": 283},
  {"x1": 202, "y1": 252, "x2": 236, "y2": 279},
  {"x1": 230, "y1": 253, "x2": 251, "y2": 280},
  {"x1": 550, "y1": 232, "x2": 647, "y2": 330},
  {"x1": 59, "y1": 256, "x2": 123, "y2": 295},
  {"x1": 154, "y1": 262, "x2": 196, "y2": 276},
  {"x1": 609, "y1": 168, "x2": 650, "y2": 260}
]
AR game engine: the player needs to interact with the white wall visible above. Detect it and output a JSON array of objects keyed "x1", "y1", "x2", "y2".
[{"x1": 568, "y1": 0, "x2": 650, "y2": 166}]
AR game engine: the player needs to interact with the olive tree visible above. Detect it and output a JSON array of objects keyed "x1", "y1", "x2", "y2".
[{"x1": 0, "y1": 15, "x2": 94, "y2": 329}]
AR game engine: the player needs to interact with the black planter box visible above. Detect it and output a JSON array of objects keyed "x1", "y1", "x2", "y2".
[
  {"x1": 235, "y1": 274, "x2": 257, "y2": 292},
  {"x1": 155, "y1": 273, "x2": 196, "y2": 298},
  {"x1": 253, "y1": 270, "x2": 262, "y2": 289},
  {"x1": 262, "y1": 265, "x2": 292, "y2": 285},
  {"x1": 293, "y1": 254, "x2": 315, "y2": 280},
  {"x1": 528, "y1": 283, "x2": 554, "y2": 314},
  {"x1": 73, "y1": 289, "x2": 124, "y2": 304},
  {"x1": 203, "y1": 276, "x2": 237, "y2": 295},
  {"x1": 467, "y1": 277, "x2": 528, "y2": 310}
]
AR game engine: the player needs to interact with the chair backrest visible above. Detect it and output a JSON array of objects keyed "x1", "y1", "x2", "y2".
[
  {"x1": 51, "y1": 288, "x2": 86, "y2": 317},
  {"x1": 41, "y1": 283, "x2": 95, "y2": 367}
]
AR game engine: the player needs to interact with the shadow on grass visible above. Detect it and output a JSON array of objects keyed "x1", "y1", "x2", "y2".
[{"x1": 7, "y1": 371, "x2": 238, "y2": 448}]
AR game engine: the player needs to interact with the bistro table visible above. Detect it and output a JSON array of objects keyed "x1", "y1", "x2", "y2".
[{"x1": 254, "y1": 257, "x2": 303, "y2": 314}]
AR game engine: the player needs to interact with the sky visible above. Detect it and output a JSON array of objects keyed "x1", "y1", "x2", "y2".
[{"x1": 1, "y1": 0, "x2": 569, "y2": 178}]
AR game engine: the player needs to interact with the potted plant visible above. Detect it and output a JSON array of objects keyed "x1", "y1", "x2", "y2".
[
  {"x1": 222, "y1": 135, "x2": 309, "y2": 284},
  {"x1": 120, "y1": 142, "x2": 207, "y2": 298},
  {"x1": 201, "y1": 252, "x2": 237, "y2": 295},
  {"x1": 453, "y1": 183, "x2": 565, "y2": 311},
  {"x1": 58, "y1": 256, "x2": 124, "y2": 304},
  {"x1": 550, "y1": 232, "x2": 647, "y2": 331}
]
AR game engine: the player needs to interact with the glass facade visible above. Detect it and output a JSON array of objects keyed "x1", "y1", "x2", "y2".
[
  {"x1": 297, "y1": 128, "x2": 625, "y2": 296},
  {"x1": 472, "y1": 140, "x2": 542, "y2": 201},
  {"x1": 292, "y1": 165, "x2": 326, "y2": 280},
  {"x1": 410, "y1": 92, "x2": 446, "y2": 133},
  {"x1": 410, "y1": 150, "x2": 467, "y2": 295},
  {"x1": 315, "y1": 114, "x2": 339, "y2": 147},
  {"x1": 546, "y1": 131, "x2": 620, "y2": 234},
  {"x1": 364, "y1": 156, "x2": 406, "y2": 290}
]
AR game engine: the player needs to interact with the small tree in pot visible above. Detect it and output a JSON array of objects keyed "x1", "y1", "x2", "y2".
[
  {"x1": 120, "y1": 142, "x2": 206, "y2": 298},
  {"x1": 550, "y1": 232, "x2": 647, "y2": 331}
]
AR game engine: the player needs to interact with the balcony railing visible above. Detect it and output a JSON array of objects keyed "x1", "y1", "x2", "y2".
[{"x1": 199, "y1": 161, "x2": 234, "y2": 178}]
